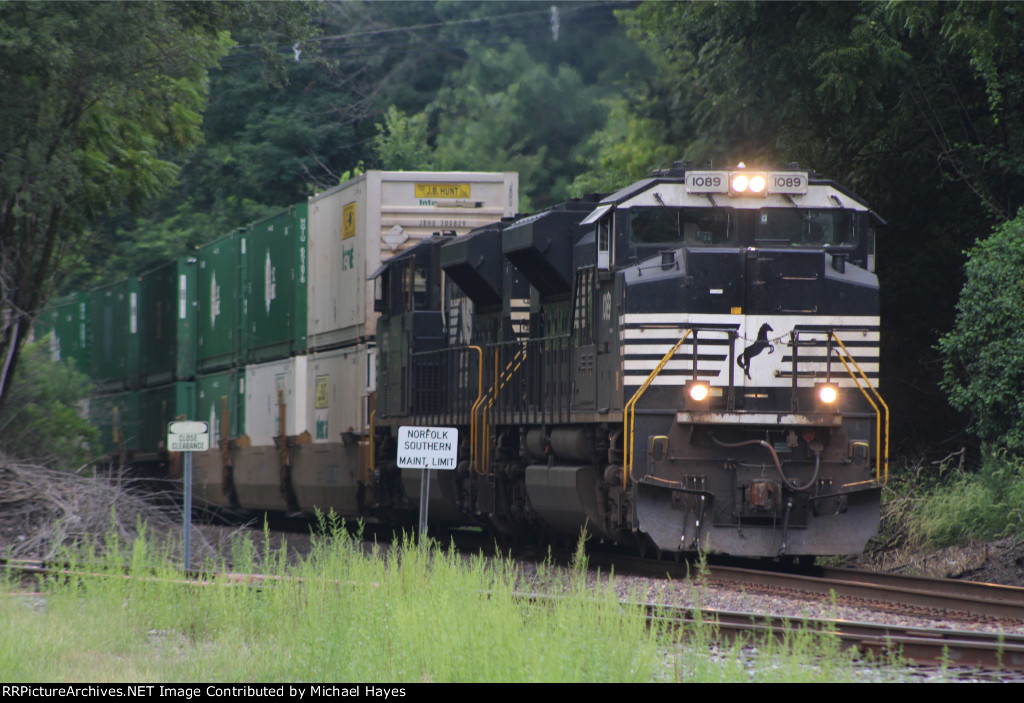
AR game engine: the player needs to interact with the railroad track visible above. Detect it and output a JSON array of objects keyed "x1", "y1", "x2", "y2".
[
  {"x1": 645, "y1": 601, "x2": 1024, "y2": 674},
  {"x1": 580, "y1": 550, "x2": 1024, "y2": 621},
  {"x1": 574, "y1": 550, "x2": 1024, "y2": 672}
]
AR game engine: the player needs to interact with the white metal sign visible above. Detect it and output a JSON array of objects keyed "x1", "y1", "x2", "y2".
[
  {"x1": 397, "y1": 426, "x2": 458, "y2": 469},
  {"x1": 167, "y1": 420, "x2": 210, "y2": 452},
  {"x1": 685, "y1": 170, "x2": 729, "y2": 194}
]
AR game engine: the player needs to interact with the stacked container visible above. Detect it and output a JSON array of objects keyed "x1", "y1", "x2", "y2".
[
  {"x1": 89, "y1": 277, "x2": 139, "y2": 391},
  {"x1": 71, "y1": 171, "x2": 518, "y2": 517},
  {"x1": 244, "y1": 204, "x2": 308, "y2": 363},
  {"x1": 137, "y1": 257, "x2": 197, "y2": 386},
  {"x1": 35, "y1": 292, "x2": 90, "y2": 374},
  {"x1": 196, "y1": 230, "x2": 245, "y2": 373},
  {"x1": 205, "y1": 171, "x2": 518, "y2": 514}
]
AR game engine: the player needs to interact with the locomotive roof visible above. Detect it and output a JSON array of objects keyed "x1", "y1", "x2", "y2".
[{"x1": 593, "y1": 172, "x2": 886, "y2": 226}]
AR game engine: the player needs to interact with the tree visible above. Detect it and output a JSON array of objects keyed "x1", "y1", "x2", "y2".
[
  {"x1": 0, "y1": 2, "x2": 234, "y2": 403},
  {"x1": 77, "y1": 2, "x2": 645, "y2": 285},
  {"x1": 0, "y1": 2, "x2": 318, "y2": 404},
  {"x1": 939, "y1": 212, "x2": 1024, "y2": 453},
  {"x1": 375, "y1": 38, "x2": 634, "y2": 209},
  {"x1": 430, "y1": 41, "x2": 608, "y2": 209},
  {"x1": 373, "y1": 107, "x2": 435, "y2": 172}
]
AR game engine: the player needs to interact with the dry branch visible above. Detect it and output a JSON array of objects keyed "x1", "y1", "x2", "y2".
[{"x1": 0, "y1": 455, "x2": 217, "y2": 564}]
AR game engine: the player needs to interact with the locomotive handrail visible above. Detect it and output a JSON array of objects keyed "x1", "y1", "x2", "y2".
[
  {"x1": 474, "y1": 343, "x2": 527, "y2": 474},
  {"x1": 829, "y1": 332, "x2": 889, "y2": 485},
  {"x1": 623, "y1": 328, "x2": 692, "y2": 489},
  {"x1": 369, "y1": 409, "x2": 375, "y2": 475},
  {"x1": 464, "y1": 345, "x2": 483, "y2": 473}
]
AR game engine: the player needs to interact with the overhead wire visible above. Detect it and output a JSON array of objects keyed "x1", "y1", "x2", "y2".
[{"x1": 217, "y1": 2, "x2": 631, "y2": 68}]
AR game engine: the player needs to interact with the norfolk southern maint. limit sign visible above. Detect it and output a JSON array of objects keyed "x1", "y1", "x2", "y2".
[{"x1": 397, "y1": 426, "x2": 458, "y2": 469}]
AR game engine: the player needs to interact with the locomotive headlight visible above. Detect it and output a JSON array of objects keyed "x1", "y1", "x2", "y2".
[
  {"x1": 817, "y1": 384, "x2": 838, "y2": 404},
  {"x1": 729, "y1": 172, "x2": 768, "y2": 196},
  {"x1": 688, "y1": 382, "x2": 710, "y2": 402}
]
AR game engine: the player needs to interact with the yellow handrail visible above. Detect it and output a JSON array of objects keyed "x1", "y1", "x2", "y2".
[
  {"x1": 466, "y1": 345, "x2": 483, "y2": 472},
  {"x1": 472, "y1": 353, "x2": 499, "y2": 475},
  {"x1": 622, "y1": 329, "x2": 692, "y2": 489},
  {"x1": 369, "y1": 408, "x2": 375, "y2": 474},
  {"x1": 829, "y1": 333, "x2": 889, "y2": 485},
  {"x1": 475, "y1": 344, "x2": 527, "y2": 474}
]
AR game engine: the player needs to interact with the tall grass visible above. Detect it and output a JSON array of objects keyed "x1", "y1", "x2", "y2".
[
  {"x1": 0, "y1": 517, "x2": 897, "y2": 682},
  {"x1": 896, "y1": 450, "x2": 1024, "y2": 547}
]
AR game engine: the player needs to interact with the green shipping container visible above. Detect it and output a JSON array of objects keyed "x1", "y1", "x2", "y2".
[
  {"x1": 35, "y1": 293, "x2": 90, "y2": 374},
  {"x1": 137, "y1": 257, "x2": 197, "y2": 386},
  {"x1": 89, "y1": 390, "x2": 142, "y2": 455},
  {"x1": 244, "y1": 203, "x2": 308, "y2": 362},
  {"x1": 138, "y1": 382, "x2": 196, "y2": 452},
  {"x1": 196, "y1": 230, "x2": 245, "y2": 373},
  {"x1": 89, "y1": 278, "x2": 140, "y2": 390},
  {"x1": 196, "y1": 369, "x2": 245, "y2": 442}
]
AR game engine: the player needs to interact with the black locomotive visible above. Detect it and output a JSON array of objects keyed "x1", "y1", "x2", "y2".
[{"x1": 371, "y1": 162, "x2": 886, "y2": 558}]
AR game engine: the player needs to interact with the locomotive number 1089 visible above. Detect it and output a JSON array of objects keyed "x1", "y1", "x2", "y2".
[{"x1": 370, "y1": 160, "x2": 887, "y2": 560}]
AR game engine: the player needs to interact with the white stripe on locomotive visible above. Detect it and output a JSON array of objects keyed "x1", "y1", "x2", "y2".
[{"x1": 620, "y1": 313, "x2": 880, "y2": 388}]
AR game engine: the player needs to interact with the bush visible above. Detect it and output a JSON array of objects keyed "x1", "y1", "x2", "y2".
[
  {"x1": 905, "y1": 450, "x2": 1024, "y2": 547},
  {"x1": 939, "y1": 210, "x2": 1024, "y2": 453},
  {"x1": 0, "y1": 337, "x2": 97, "y2": 469}
]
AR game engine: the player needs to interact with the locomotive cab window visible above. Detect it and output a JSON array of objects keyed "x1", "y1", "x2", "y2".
[
  {"x1": 755, "y1": 209, "x2": 856, "y2": 248},
  {"x1": 867, "y1": 221, "x2": 877, "y2": 272},
  {"x1": 411, "y1": 266, "x2": 428, "y2": 309},
  {"x1": 629, "y1": 207, "x2": 735, "y2": 245},
  {"x1": 597, "y1": 216, "x2": 612, "y2": 269},
  {"x1": 375, "y1": 259, "x2": 428, "y2": 314}
]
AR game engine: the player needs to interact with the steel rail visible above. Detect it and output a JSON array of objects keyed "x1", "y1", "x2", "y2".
[
  {"x1": 703, "y1": 565, "x2": 1024, "y2": 622},
  {"x1": 646, "y1": 602, "x2": 1024, "y2": 672}
]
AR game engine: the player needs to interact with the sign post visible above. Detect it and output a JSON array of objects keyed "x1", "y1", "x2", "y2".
[
  {"x1": 167, "y1": 421, "x2": 210, "y2": 570},
  {"x1": 396, "y1": 426, "x2": 458, "y2": 540}
]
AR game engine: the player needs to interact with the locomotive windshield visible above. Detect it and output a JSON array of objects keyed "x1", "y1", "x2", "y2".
[
  {"x1": 629, "y1": 207, "x2": 735, "y2": 245},
  {"x1": 628, "y1": 206, "x2": 859, "y2": 249},
  {"x1": 754, "y1": 208, "x2": 856, "y2": 247}
]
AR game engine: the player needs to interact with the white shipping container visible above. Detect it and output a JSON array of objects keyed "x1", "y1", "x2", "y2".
[
  {"x1": 307, "y1": 344, "x2": 376, "y2": 444},
  {"x1": 243, "y1": 355, "x2": 309, "y2": 445},
  {"x1": 307, "y1": 171, "x2": 518, "y2": 350}
]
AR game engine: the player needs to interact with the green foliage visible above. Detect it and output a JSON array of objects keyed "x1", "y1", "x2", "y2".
[
  {"x1": 0, "y1": 2, "x2": 232, "y2": 232},
  {"x1": 601, "y1": 1, "x2": 1024, "y2": 206},
  {"x1": 431, "y1": 41, "x2": 608, "y2": 209},
  {"x1": 569, "y1": 99, "x2": 678, "y2": 195},
  {"x1": 372, "y1": 39, "x2": 622, "y2": 210},
  {"x1": 1, "y1": 523, "x2": 663, "y2": 682},
  {"x1": 0, "y1": 2, "x2": 236, "y2": 400},
  {"x1": 939, "y1": 211, "x2": 1024, "y2": 452},
  {"x1": 0, "y1": 338, "x2": 97, "y2": 469},
  {"x1": 899, "y1": 451, "x2": 1024, "y2": 547},
  {"x1": 69, "y1": 2, "x2": 648, "y2": 284},
  {"x1": 374, "y1": 107, "x2": 435, "y2": 171}
]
